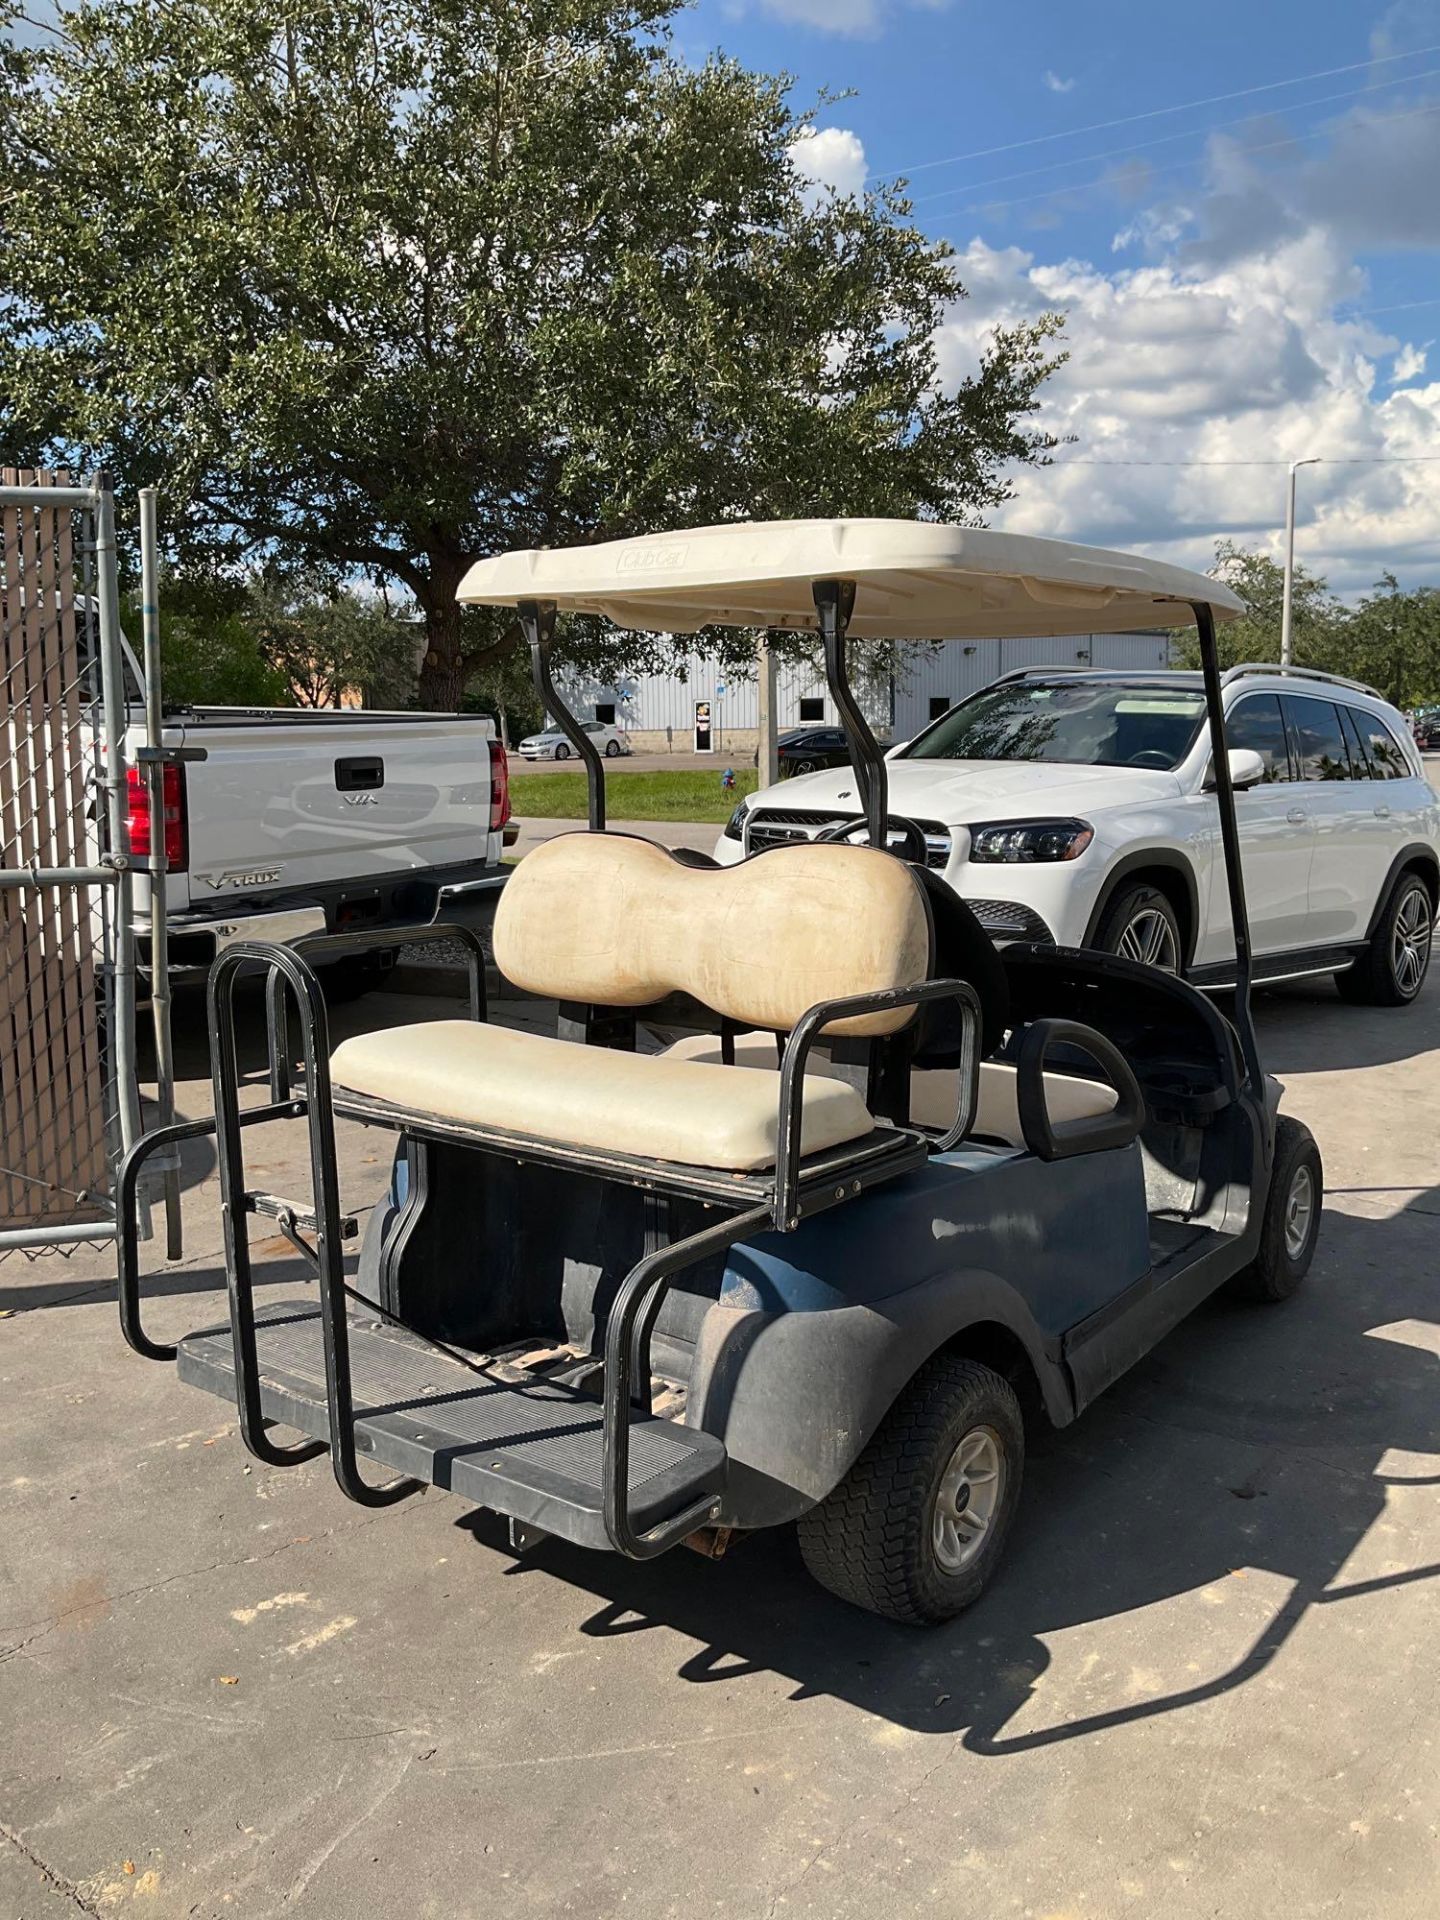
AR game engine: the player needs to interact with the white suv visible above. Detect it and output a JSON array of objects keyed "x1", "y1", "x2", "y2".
[{"x1": 716, "y1": 665, "x2": 1439, "y2": 1006}]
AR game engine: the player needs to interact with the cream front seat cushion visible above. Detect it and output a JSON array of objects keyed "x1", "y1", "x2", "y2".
[
  {"x1": 330, "y1": 1021, "x2": 874, "y2": 1173},
  {"x1": 662, "y1": 1032, "x2": 1118, "y2": 1150},
  {"x1": 493, "y1": 833, "x2": 931, "y2": 1038}
]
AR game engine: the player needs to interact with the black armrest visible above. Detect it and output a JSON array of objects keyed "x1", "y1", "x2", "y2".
[
  {"x1": 774, "y1": 977, "x2": 982, "y2": 1229},
  {"x1": 1016, "y1": 1018, "x2": 1145, "y2": 1162}
]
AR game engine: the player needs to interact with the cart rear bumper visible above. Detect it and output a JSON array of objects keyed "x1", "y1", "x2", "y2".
[{"x1": 176, "y1": 1299, "x2": 727, "y2": 1549}]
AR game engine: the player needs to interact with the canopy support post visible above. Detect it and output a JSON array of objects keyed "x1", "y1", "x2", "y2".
[
  {"x1": 813, "y1": 579, "x2": 886, "y2": 849},
  {"x1": 519, "y1": 599, "x2": 606, "y2": 832},
  {"x1": 1191, "y1": 599, "x2": 1264, "y2": 1104}
]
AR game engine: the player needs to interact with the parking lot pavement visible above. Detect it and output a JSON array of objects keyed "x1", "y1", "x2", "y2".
[{"x1": 2, "y1": 976, "x2": 1438, "y2": 1918}]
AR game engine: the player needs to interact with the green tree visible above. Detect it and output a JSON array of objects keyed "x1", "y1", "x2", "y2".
[
  {"x1": 1173, "y1": 540, "x2": 1346, "y2": 671},
  {"x1": 1, "y1": 0, "x2": 1065, "y2": 709},
  {"x1": 120, "y1": 574, "x2": 291, "y2": 708},
  {"x1": 246, "y1": 571, "x2": 419, "y2": 707},
  {"x1": 1331, "y1": 573, "x2": 1440, "y2": 709}
]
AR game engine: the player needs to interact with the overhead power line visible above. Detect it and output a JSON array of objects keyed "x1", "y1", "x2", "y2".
[
  {"x1": 926, "y1": 98, "x2": 1440, "y2": 219},
  {"x1": 879, "y1": 41, "x2": 1440, "y2": 180},
  {"x1": 911, "y1": 65, "x2": 1440, "y2": 208},
  {"x1": 1046, "y1": 456, "x2": 1440, "y2": 468}
]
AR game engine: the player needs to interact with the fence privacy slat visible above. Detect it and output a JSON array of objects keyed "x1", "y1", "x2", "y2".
[{"x1": 1, "y1": 470, "x2": 112, "y2": 1230}]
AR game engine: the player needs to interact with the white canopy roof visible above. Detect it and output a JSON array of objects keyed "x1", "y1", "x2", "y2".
[{"x1": 456, "y1": 519, "x2": 1243, "y2": 641}]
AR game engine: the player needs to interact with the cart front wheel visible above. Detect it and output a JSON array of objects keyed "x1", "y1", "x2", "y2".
[
  {"x1": 1228, "y1": 1115, "x2": 1323, "y2": 1303},
  {"x1": 797, "y1": 1354, "x2": 1024, "y2": 1624}
]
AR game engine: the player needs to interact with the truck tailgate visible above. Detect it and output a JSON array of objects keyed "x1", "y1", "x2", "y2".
[{"x1": 173, "y1": 712, "x2": 496, "y2": 910}]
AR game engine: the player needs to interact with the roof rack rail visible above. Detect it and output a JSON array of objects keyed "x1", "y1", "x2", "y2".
[
  {"x1": 991, "y1": 663, "x2": 1105, "y2": 685},
  {"x1": 1222, "y1": 662, "x2": 1381, "y2": 698}
]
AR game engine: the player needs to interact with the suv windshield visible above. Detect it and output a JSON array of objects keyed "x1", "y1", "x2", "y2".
[{"x1": 902, "y1": 679, "x2": 1208, "y2": 771}]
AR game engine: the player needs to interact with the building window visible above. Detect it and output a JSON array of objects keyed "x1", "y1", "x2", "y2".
[
  {"x1": 798, "y1": 697, "x2": 825, "y2": 722},
  {"x1": 929, "y1": 696, "x2": 951, "y2": 722},
  {"x1": 595, "y1": 702, "x2": 616, "y2": 725}
]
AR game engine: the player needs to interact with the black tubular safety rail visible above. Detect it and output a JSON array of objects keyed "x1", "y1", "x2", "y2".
[
  {"x1": 208, "y1": 941, "x2": 420, "y2": 1504},
  {"x1": 600, "y1": 976, "x2": 982, "y2": 1556},
  {"x1": 774, "y1": 977, "x2": 982, "y2": 1230},
  {"x1": 118, "y1": 922, "x2": 485, "y2": 1358}
]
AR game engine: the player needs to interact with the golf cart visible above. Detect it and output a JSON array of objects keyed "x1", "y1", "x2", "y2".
[{"x1": 117, "y1": 521, "x2": 1323, "y2": 1625}]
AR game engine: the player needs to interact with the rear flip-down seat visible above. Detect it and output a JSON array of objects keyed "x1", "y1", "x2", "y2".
[
  {"x1": 330, "y1": 835, "x2": 943, "y2": 1192},
  {"x1": 330, "y1": 1019, "x2": 874, "y2": 1171}
]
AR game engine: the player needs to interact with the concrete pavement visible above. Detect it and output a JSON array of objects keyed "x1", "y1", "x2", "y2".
[{"x1": 2, "y1": 976, "x2": 1438, "y2": 1917}]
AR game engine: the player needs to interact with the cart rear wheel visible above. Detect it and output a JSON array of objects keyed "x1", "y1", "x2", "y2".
[
  {"x1": 797, "y1": 1354, "x2": 1024, "y2": 1625},
  {"x1": 1228, "y1": 1115, "x2": 1323, "y2": 1303}
]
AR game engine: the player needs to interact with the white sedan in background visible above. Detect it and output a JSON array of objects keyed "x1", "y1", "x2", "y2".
[{"x1": 518, "y1": 720, "x2": 631, "y2": 761}]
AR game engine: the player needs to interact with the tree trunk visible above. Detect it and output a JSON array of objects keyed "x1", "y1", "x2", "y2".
[{"x1": 418, "y1": 596, "x2": 466, "y2": 711}]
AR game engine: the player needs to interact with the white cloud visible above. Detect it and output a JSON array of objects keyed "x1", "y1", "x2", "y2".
[
  {"x1": 1042, "y1": 71, "x2": 1076, "y2": 94},
  {"x1": 789, "y1": 126, "x2": 868, "y2": 203},
  {"x1": 750, "y1": 0, "x2": 952, "y2": 36},
  {"x1": 927, "y1": 75, "x2": 1440, "y2": 595},
  {"x1": 934, "y1": 229, "x2": 1440, "y2": 595},
  {"x1": 1391, "y1": 342, "x2": 1430, "y2": 382}
]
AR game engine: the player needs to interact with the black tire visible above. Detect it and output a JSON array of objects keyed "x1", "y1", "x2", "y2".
[
  {"x1": 1093, "y1": 881, "x2": 1183, "y2": 974},
  {"x1": 604, "y1": 738, "x2": 621, "y2": 758},
  {"x1": 797, "y1": 1354, "x2": 1024, "y2": 1625},
  {"x1": 553, "y1": 742, "x2": 570, "y2": 761},
  {"x1": 1335, "y1": 870, "x2": 1434, "y2": 1006},
  {"x1": 1228, "y1": 1115, "x2": 1323, "y2": 1303},
  {"x1": 793, "y1": 757, "x2": 815, "y2": 775}
]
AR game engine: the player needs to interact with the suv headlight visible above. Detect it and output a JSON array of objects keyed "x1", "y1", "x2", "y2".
[
  {"x1": 968, "y1": 819, "x2": 1094, "y2": 864},
  {"x1": 723, "y1": 801, "x2": 748, "y2": 842}
]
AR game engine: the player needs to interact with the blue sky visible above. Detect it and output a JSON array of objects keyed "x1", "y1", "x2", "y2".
[{"x1": 683, "y1": 0, "x2": 1440, "y2": 593}]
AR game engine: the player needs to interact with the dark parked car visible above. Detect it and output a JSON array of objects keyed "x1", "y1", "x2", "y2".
[{"x1": 775, "y1": 726, "x2": 853, "y2": 775}]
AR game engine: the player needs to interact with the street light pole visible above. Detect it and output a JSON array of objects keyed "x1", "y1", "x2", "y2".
[{"x1": 1280, "y1": 457, "x2": 1321, "y2": 667}]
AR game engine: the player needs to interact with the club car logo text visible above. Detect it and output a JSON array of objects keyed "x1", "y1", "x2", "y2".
[{"x1": 617, "y1": 543, "x2": 688, "y2": 575}]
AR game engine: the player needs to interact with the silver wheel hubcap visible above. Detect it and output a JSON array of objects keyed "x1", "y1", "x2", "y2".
[
  {"x1": 1284, "y1": 1163, "x2": 1315, "y2": 1261},
  {"x1": 1391, "y1": 886, "x2": 1433, "y2": 997},
  {"x1": 932, "y1": 1426, "x2": 1005, "y2": 1573},
  {"x1": 1118, "y1": 907, "x2": 1179, "y2": 973}
]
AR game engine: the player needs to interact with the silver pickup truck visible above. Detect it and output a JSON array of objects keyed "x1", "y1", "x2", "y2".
[{"x1": 110, "y1": 634, "x2": 509, "y2": 989}]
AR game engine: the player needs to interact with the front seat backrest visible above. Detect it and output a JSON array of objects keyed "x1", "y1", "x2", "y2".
[{"x1": 493, "y1": 833, "x2": 932, "y2": 1038}]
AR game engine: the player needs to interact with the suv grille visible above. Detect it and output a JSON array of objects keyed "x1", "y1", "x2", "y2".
[{"x1": 746, "y1": 809, "x2": 952, "y2": 870}]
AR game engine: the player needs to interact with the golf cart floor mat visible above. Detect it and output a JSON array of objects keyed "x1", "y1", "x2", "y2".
[{"x1": 176, "y1": 1301, "x2": 726, "y2": 1548}]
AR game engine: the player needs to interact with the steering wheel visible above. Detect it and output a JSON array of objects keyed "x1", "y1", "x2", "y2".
[
  {"x1": 1126, "y1": 748, "x2": 1174, "y2": 768},
  {"x1": 815, "y1": 815, "x2": 931, "y2": 862}
]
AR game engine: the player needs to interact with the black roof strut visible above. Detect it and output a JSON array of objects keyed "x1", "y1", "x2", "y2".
[{"x1": 519, "y1": 597, "x2": 607, "y2": 832}]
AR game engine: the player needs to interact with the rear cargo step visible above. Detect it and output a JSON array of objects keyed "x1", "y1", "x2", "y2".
[{"x1": 176, "y1": 1299, "x2": 726, "y2": 1549}]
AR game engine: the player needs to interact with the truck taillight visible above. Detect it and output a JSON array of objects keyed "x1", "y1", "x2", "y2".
[
  {"x1": 489, "y1": 741, "x2": 511, "y2": 832},
  {"x1": 125, "y1": 762, "x2": 188, "y2": 871}
]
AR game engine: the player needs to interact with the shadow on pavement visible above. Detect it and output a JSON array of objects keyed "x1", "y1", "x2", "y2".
[{"x1": 450, "y1": 1189, "x2": 1440, "y2": 1746}]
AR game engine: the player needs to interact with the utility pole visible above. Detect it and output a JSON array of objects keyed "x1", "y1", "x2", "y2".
[
  {"x1": 1281, "y1": 458, "x2": 1321, "y2": 666},
  {"x1": 756, "y1": 631, "x2": 779, "y2": 786}
]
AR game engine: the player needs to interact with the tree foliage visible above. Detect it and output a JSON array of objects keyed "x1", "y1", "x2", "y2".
[
  {"x1": 0, "y1": 0, "x2": 1065, "y2": 707},
  {"x1": 1173, "y1": 541, "x2": 1440, "y2": 709}
]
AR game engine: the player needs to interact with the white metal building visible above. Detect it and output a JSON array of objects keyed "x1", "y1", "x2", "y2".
[{"x1": 561, "y1": 631, "x2": 1176, "y2": 752}]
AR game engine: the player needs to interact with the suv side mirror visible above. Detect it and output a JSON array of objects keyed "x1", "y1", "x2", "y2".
[{"x1": 1205, "y1": 746, "x2": 1267, "y2": 792}]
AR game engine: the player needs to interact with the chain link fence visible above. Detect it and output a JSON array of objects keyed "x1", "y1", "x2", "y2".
[{"x1": 1, "y1": 470, "x2": 145, "y2": 1257}]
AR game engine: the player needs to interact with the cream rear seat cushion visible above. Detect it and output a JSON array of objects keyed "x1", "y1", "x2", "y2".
[
  {"x1": 493, "y1": 833, "x2": 931, "y2": 1038},
  {"x1": 330, "y1": 1021, "x2": 874, "y2": 1173},
  {"x1": 662, "y1": 1032, "x2": 1118, "y2": 1151}
]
